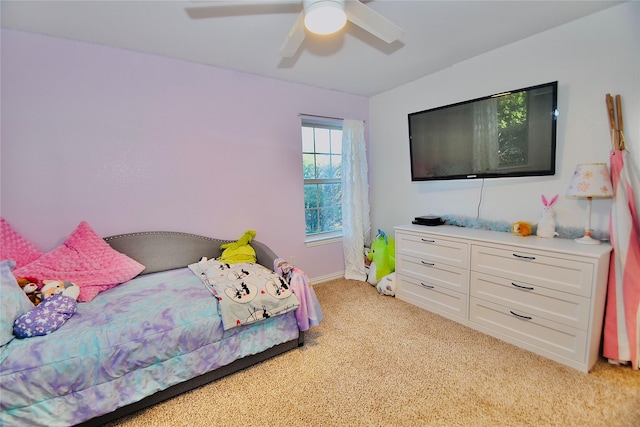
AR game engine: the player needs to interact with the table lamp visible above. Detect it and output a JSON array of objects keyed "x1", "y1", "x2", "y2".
[{"x1": 566, "y1": 163, "x2": 613, "y2": 244}]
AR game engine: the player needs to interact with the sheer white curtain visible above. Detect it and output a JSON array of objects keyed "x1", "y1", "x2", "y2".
[
  {"x1": 472, "y1": 99, "x2": 499, "y2": 172},
  {"x1": 341, "y1": 119, "x2": 371, "y2": 280}
]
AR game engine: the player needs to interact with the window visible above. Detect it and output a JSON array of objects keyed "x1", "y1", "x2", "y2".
[{"x1": 302, "y1": 119, "x2": 343, "y2": 241}]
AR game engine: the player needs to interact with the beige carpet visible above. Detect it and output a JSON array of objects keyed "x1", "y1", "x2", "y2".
[{"x1": 108, "y1": 278, "x2": 640, "y2": 427}]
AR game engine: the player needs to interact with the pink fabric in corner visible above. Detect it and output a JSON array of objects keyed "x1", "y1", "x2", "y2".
[
  {"x1": 1, "y1": 217, "x2": 43, "y2": 269},
  {"x1": 13, "y1": 221, "x2": 145, "y2": 302}
]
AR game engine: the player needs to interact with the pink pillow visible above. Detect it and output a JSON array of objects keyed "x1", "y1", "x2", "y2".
[
  {"x1": 13, "y1": 221, "x2": 145, "y2": 302},
  {"x1": 1, "y1": 218, "x2": 43, "y2": 269}
]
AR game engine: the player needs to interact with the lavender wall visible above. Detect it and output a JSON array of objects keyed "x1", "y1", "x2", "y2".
[{"x1": 0, "y1": 29, "x2": 368, "y2": 280}]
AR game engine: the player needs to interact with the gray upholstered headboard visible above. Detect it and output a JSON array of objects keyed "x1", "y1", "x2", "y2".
[{"x1": 103, "y1": 232, "x2": 278, "y2": 275}]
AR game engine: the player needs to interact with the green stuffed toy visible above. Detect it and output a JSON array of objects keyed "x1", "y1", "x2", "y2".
[
  {"x1": 218, "y1": 230, "x2": 257, "y2": 264},
  {"x1": 367, "y1": 229, "x2": 396, "y2": 285}
]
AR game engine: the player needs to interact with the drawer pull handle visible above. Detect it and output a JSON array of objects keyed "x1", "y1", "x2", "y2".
[
  {"x1": 421, "y1": 238, "x2": 435, "y2": 243},
  {"x1": 421, "y1": 260, "x2": 435, "y2": 266},
  {"x1": 510, "y1": 310, "x2": 532, "y2": 320},
  {"x1": 420, "y1": 283, "x2": 435, "y2": 289},
  {"x1": 511, "y1": 282, "x2": 534, "y2": 291},
  {"x1": 512, "y1": 253, "x2": 536, "y2": 260}
]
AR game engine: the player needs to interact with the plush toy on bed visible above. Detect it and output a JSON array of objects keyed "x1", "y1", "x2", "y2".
[
  {"x1": 13, "y1": 280, "x2": 80, "y2": 339},
  {"x1": 218, "y1": 230, "x2": 257, "y2": 264},
  {"x1": 367, "y1": 229, "x2": 396, "y2": 286},
  {"x1": 39, "y1": 279, "x2": 81, "y2": 301},
  {"x1": 17, "y1": 277, "x2": 40, "y2": 305}
]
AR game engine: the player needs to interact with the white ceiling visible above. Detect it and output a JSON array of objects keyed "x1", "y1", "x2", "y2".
[{"x1": 1, "y1": 0, "x2": 624, "y2": 97}]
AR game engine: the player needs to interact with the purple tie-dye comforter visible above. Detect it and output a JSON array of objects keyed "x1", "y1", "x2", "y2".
[{"x1": 0, "y1": 267, "x2": 299, "y2": 427}]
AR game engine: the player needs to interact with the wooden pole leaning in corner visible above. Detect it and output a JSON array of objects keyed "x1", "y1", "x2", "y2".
[
  {"x1": 606, "y1": 93, "x2": 619, "y2": 150},
  {"x1": 615, "y1": 94, "x2": 626, "y2": 151}
]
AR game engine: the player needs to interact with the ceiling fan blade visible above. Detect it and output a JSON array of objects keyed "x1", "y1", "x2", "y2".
[
  {"x1": 279, "y1": 10, "x2": 306, "y2": 58},
  {"x1": 345, "y1": 0, "x2": 404, "y2": 43},
  {"x1": 186, "y1": 1, "x2": 301, "y2": 19},
  {"x1": 188, "y1": 0, "x2": 296, "y2": 3}
]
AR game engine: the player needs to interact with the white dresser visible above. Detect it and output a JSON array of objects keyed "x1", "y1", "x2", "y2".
[{"x1": 395, "y1": 224, "x2": 612, "y2": 372}]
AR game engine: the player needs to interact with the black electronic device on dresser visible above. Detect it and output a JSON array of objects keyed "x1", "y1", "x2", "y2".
[{"x1": 412, "y1": 215, "x2": 444, "y2": 226}]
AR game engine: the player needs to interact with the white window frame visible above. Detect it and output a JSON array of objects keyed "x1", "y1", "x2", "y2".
[{"x1": 301, "y1": 117, "x2": 343, "y2": 245}]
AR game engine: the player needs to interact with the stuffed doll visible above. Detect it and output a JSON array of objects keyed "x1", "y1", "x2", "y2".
[
  {"x1": 218, "y1": 230, "x2": 257, "y2": 264},
  {"x1": 16, "y1": 277, "x2": 40, "y2": 305},
  {"x1": 274, "y1": 258, "x2": 323, "y2": 330},
  {"x1": 367, "y1": 229, "x2": 396, "y2": 285}
]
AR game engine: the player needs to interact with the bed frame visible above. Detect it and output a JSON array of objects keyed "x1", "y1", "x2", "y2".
[{"x1": 76, "y1": 231, "x2": 304, "y2": 427}]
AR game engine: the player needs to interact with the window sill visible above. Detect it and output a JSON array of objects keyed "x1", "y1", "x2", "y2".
[{"x1": 305, "y1": 234, "x2": 343, "y2": 247}]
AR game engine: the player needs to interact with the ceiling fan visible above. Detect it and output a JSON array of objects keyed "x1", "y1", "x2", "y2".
[{"x1": 188, "y1": 0, "x2": 405, "y2": 58}]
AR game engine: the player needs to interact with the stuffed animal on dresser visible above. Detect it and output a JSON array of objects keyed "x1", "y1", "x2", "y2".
[
  {"x1": 511, "y1": 221, "x2": 533, "y2": 237},
  {"x1": 536, "y1": 194, "x2": 559, "y2": 238}
]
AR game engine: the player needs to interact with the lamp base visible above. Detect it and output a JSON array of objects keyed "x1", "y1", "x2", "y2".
[{"x1": 574, "y1": 235, "x2": 602, "y2": 245}]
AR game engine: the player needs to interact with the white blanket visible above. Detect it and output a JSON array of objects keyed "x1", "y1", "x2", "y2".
[{"x1": 188, "y1": 258, "x2": 299, "y2": 330}]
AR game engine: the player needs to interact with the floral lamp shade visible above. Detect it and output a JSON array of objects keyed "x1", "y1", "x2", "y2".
[
  {"x1": 567, "y1": 163, "x2": 614, "y2": 198},
  {"x1": 567, "y1": 163, "x2": 614, "y2": 244}
]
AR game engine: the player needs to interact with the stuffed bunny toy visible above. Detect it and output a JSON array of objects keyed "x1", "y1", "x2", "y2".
[{"x1": 536, "y1": 194, "x2": 559, "y2": 238}]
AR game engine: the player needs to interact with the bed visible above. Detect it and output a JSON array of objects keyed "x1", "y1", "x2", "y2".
[{"x1": 0, "y1": 231, "x2": 306, "y2": 427}]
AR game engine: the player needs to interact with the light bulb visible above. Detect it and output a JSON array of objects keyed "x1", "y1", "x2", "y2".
[{"x1": 304, "y1": 1, "x2": 347, "y2": 35}]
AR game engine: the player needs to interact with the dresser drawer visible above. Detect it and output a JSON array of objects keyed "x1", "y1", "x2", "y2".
[
  {"x1": 394, "y1": 224, "x2": 611, "y2": 372},
  {"x1": 396, "y1": 232, "x2": 468, "y2": 269},
  {"x1": 470, "y1": 272, "x2": 590, "y2": 330},
  {"x1": 397, "y1": 274, "x2": 467, "y2": 320},
  {"x1": 469, "y1": 297, "x2": 587, "y2": 363},
  {"x1": 471, "y1": 245, "x2": 594, "y2": 297},
  {"x1": 396, "y1": 254, "x2": 468, "y2": 293}
]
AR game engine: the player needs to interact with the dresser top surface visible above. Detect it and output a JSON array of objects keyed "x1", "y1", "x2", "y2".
[{"x1": 395, "y1": 224, "x2": 612, "y2": 259}]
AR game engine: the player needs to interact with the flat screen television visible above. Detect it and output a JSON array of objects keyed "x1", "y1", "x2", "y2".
[{"x1": 408, "y1": 81, "x2": 558, "y2": 181}]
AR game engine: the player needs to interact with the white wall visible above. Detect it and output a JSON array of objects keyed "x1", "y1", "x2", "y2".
[{"x1": 369, "y1": 2, "x2": 639, "y2": 239}]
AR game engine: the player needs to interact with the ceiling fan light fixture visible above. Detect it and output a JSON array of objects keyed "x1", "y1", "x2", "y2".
[{"x1": 303, "y1": 0, "x2": 347, "y2": 35}]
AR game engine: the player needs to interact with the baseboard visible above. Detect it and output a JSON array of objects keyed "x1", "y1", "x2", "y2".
[{"x1": 310, "y1": 271, "x2": 345, "y2": 284}]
